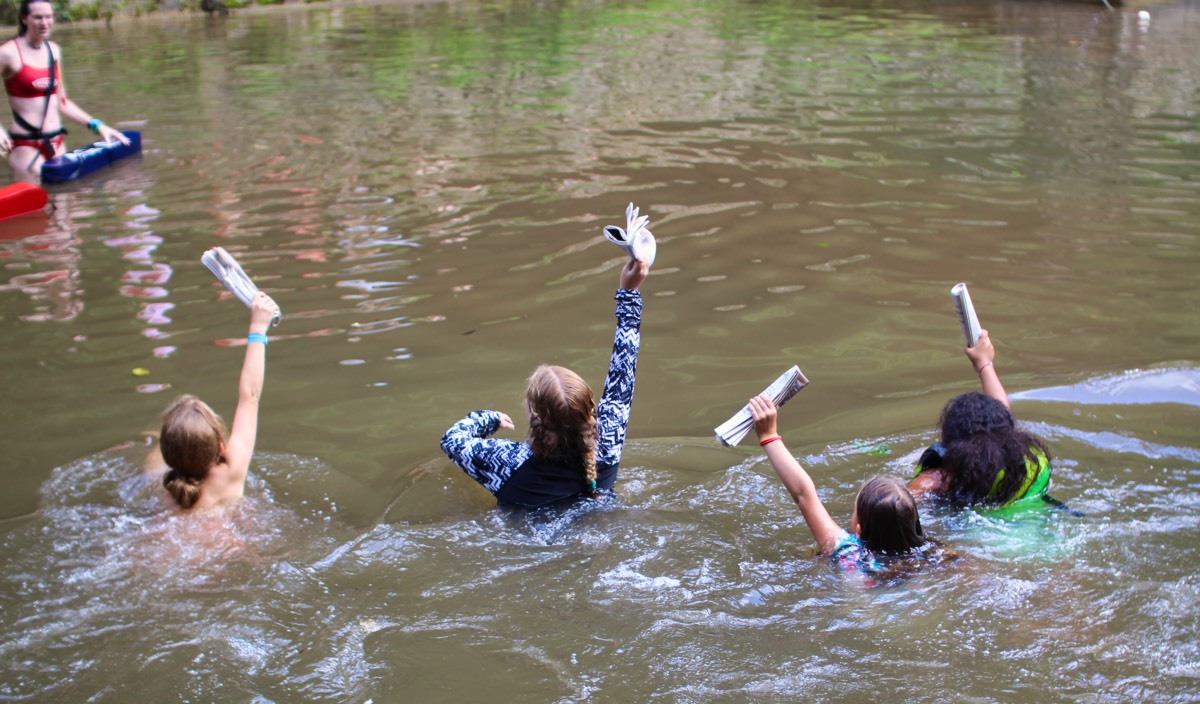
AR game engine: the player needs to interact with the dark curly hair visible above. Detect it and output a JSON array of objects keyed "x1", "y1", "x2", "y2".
[{"x1": 938, "y1": 392, "x2": 1049, "y2": 506}]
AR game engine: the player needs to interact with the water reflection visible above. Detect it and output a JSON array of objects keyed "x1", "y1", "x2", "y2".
[
  {"x1": 1012, "y1": 367, "x2": 1200, "y2": 407},
  {"x1": 0, "y1": 0, "x2": 1198, "y2": 700},
  {"x1": 0, "y1": 194, "x2": 83, "y2": 322}
]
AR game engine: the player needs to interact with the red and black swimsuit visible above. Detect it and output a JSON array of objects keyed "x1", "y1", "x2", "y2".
[{"x1": 5, "y1": 39, "x2": 65, "y2": 161}]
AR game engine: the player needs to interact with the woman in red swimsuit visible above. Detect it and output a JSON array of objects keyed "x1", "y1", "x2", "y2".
[{"x1": 0, "y1": 0, "x2": 129, "y2": 180}]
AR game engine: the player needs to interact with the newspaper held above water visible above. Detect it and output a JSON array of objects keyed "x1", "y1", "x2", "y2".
[
  {"x1": 603, "y1": 202, "x2": 657, "y2": 268},
  {"x1": 950, "y1": 283, "x2": 980, "y2": 347},
  {"x1": 201, "y1": 247, "x2": 281, "y2": 326},
  {"x1": 714, "y1": 365, "x2": 810, "y2": 447}
]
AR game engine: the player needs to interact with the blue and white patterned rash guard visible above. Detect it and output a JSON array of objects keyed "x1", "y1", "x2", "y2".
[{"x1": 440, "y1": 289, "x2": 642, "y2": 509}]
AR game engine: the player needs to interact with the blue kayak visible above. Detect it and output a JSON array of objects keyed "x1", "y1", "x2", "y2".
[{"x1": 41, "y1": 130, "x2": 142, "y2": 182}]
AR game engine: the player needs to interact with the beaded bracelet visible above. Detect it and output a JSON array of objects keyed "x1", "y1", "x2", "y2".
[
  {"x1": 759, "y1": 436, "x2": 781, "y2": 447},
  {"x1": 87, "y1": 118, "x2": 104, "y2": 135},
  {"x1": 247, "y1": 333, "x2": 268, "y2": 346}
]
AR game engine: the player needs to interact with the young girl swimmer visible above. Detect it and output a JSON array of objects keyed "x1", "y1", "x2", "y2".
[
  {"x1": 441, "y1": 257, "x2": 650, "y2": 510},
  {"x1": 159, "y1": 292, "x2": 280, "y2": 510},
  {"x1": 748, "y1": 395, "x2": 927, "y2": 571},
  {"x1": 908, "y1": 329, "x2": 1052, "y2": 507}
]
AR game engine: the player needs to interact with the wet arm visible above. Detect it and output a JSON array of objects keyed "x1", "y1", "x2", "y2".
[
  {"x1": 594, "y1": 289, "x2": 642, "y2": 474},
  {"x1": 978, "y1": 365, "x2": 1009, "y2": 409},
  {"x1": 966, "y1": 330, "x2": 1009, "y2": 409},
  {"x1": 761, "y1": 439, "x2": 844, "y2": 553},
  {"x1": 0, "y1": 42, "x2": 15, "y2": 150},
  {"x1": 749, "y1": 395, "x2": 843, "y2": 553},
  {"x1": 53, "y1": 50, "x2": 129, "y2": 145},
  {"x1": 908, "y1": 468, "x2": 947, "y2": 498},
  {"x1": 223, "y1": 294, "x2": 278, "y2": 485},
  {"x1": 222, "y1": 335, "x2": 266, "y2": 484},
  {"x1": 440, "y1": 410, "x2": 532, "y2": 493}
]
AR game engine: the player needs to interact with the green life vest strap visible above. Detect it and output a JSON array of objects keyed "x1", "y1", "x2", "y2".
[{"x1": 986, "y1": 448, "x2": 1051, "y2": 506}]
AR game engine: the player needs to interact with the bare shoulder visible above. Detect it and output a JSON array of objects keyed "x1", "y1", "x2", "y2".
[
  {"x1": 908, "y1": 468, "x2": 949, "y2": 498},
  {"x1": 0, "y1": 38, "x2": 17, "y2": 65},
  {"x1": 207, "y1": 460, "x2": 249, "y2": 501}
]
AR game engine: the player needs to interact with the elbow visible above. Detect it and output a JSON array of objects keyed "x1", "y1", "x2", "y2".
[{"x1": 239, "y1": 385, "x2": 263, "y2": 405}]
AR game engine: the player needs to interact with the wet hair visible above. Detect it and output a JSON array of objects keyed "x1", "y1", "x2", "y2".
[
  {"x1": 525, "y1": 365, "x2": 598, "y2": 494},
  {"x1": 159, "y1": 395, "x2": 227, "y2": 509},
  {"x1": 855, "y1": 476, "x2": 925, "y2": 555},
  {"x1": 18, "y1": 0, "x2": 52, "y2": 36},
  {"x1": 938, "y1": 392, "x2": 1050, "y2": 505}
]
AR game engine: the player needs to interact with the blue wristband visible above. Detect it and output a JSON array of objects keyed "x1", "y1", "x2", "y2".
[
  {"x1": 247, "y1": 333, "x2": 268, "y2": 346},
  {"x1": 87, "y1": 118, "x2": 103, "y2": 134}
]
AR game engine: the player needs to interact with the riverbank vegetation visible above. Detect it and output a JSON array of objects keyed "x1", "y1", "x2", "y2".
[{"x1": 0, "y1": 0, "x2": 300, "y2": 25}]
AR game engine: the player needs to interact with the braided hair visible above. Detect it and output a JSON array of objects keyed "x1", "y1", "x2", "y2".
[{"x1": 525, "y1": 365, "x2": 598, "y2": 494}]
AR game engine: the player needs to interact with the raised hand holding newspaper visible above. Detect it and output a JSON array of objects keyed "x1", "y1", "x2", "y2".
[
  {"x1": 201, "y1": 247, "x2": 282, "y2": 326},
  {"x1": 950, "y1": 283, "x2": 980, "y2": 347},
  {"x1": 714, "y1": 365, "x2": 810, "y2": 447},
  {"x1": 603, "y1": 202, "x2": 657, "y2": 267}
]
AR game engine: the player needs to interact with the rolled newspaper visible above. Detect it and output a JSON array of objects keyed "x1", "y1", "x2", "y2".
[
  {"x1": 714, "y1": 366, "x2": 810, "y2": 447},
  {"x1": 603, "y1": 202, "x2": 657, "y2": 267},
  {"x1": 201, "y1": 247, "x2": 281, "y2": 326},
  {"x1": 950, "y1": 283, "x2": 980, "y2": 347}
]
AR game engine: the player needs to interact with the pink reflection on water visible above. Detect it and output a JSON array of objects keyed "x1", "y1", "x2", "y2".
[
  {"x1": 4, "y1": 269, "x2": 69, "y2": 289},
  {"x1": 4, "y1": 268, "x2": 82, "y2": 322},
  {"x1": 136, "y1": 383, "x2": 172, "y2": 394},
  {"x1": 138, "y1": 302, "x2": 175, "y2": 325},
  {"x1": 122, "y1": 263, "x2": 173, "y2": 285},
  {"x1": 104, "y1": 233, "x2": 162, "y2": 248},
  {"x1": 296, "y1": 250, "x2": 327, "y2": 263},
  {"x1": 212, "y1": 287, "x2": 238, "y2": 304},
  {"x1": 336, "y1": 279, "x2": 406, "y2": 293},
  {"x1": 122, "y1": 204, "x2": 160, "y2": 220},
  {"x1": 103, "y1": 233, "x2": 163, "y2": 263},
  {"x1": 119, "y1": 286, "x2": 169, "y2": 299},
  {"x1": 1, "y1": 194, "x2": 83, "y2": 322}
]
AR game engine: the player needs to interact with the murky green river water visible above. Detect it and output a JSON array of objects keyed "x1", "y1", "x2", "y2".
[{"x1": 2, "y1": 0, "x2": 1198, "y2": 700}]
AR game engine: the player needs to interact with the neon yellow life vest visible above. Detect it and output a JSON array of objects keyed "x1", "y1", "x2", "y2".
[
  {"x1": 914, "y1": 445, "x2": 1051, "y2": 506},
  {"x1": 986, "y1": 447, "x2": 1051, "y2": 506}
]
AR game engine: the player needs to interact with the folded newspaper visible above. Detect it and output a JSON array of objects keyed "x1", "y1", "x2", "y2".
[
  {"x1": 950, "y1": 283, "x2": 980, "y2": 347},
  {"x1": 714, "y1": 365, "x2": 810, "y2": 447},
  {"x1": 603, "y1": 202, "x2": 657, "y2": 267},
  {"x1": 201, "y1": 247, "x2": 281, "y2": 326}
]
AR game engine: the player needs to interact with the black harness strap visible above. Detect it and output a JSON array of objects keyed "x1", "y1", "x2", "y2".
[
  {"x1": 1042, "y1": 494, "x2": 1084, "y2": 517},
  {"x1": 9, "y1": 40, "x2": 63, "y2": 171},
  {"x1": 11, "y1": 110, "x2": 64, "y2": 138}
]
